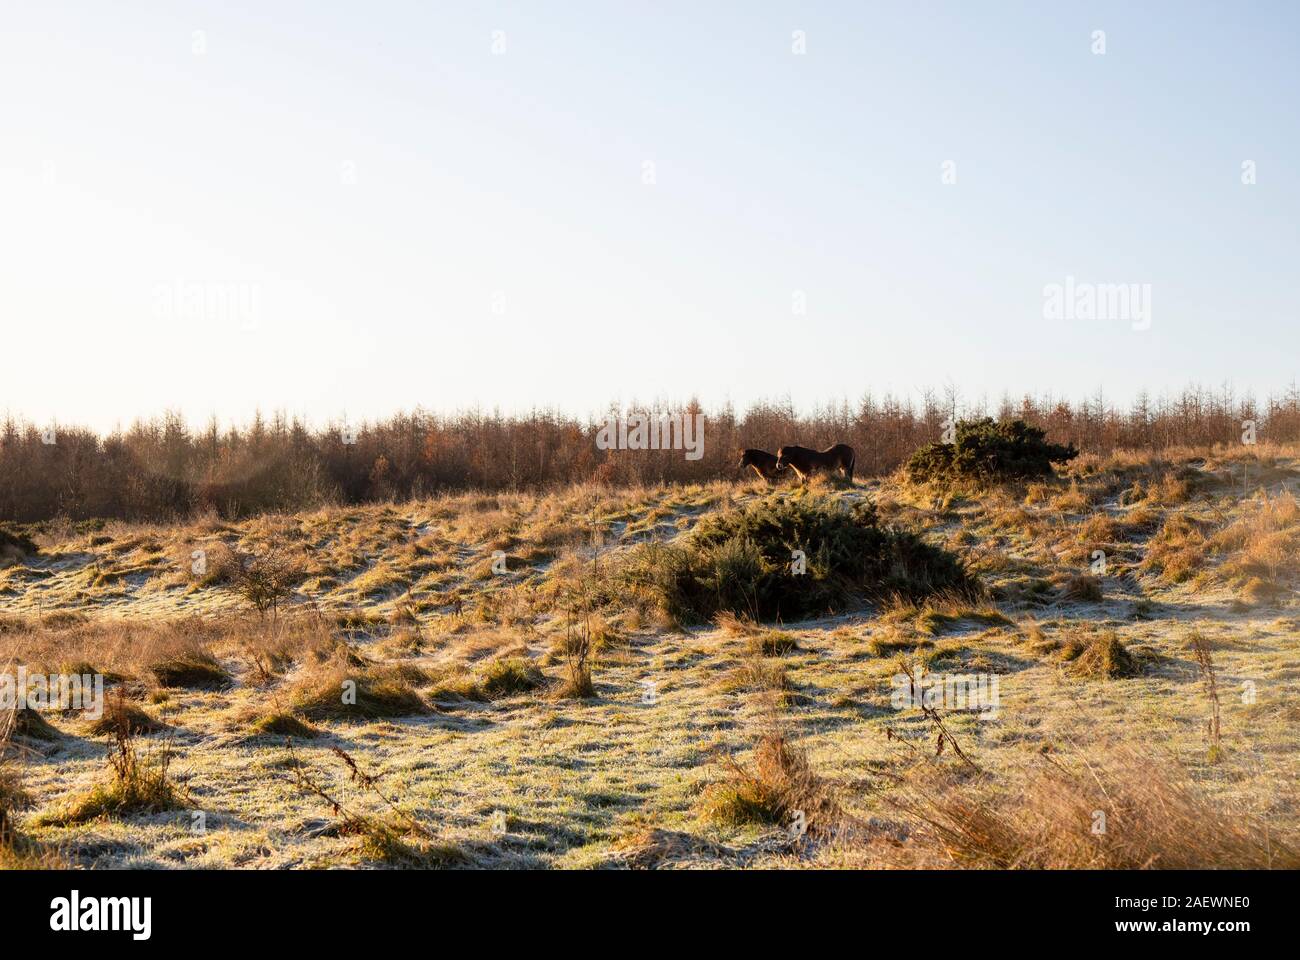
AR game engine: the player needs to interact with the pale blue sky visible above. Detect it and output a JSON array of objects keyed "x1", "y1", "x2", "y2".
[{"x1": 2, "y1": 1, "x2": 1297, "y2": 432}]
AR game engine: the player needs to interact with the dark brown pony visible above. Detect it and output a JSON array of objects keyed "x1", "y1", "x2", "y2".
[
  {"x1": 738, "y1": 448, "x2": 781, "y2": 481},
  {"x1": 775, "y1": 444, "x2": 855, "y2": 482}
]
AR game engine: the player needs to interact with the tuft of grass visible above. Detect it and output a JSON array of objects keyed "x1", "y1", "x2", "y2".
[
  {"x1": 86, "y1": 692, "x2": 167, "y2": 737},
  {"x1": 6, "y1": 705, "x2": 62, "y2": 742},
  {"x1": 426, "y1": 672, "x2": 488, "y2": 704},
  {"x1": 1141, "y1": 514, "x2": 1211, "y2": 584},
  {"x1": 887, "y1": 599, "x2": 1013, "y2": 635},
  {"x1": 0, "y1": 735, "x2": 57, "y2": 865},
  {"x1": 0, "y1": 526, "x2": 39, "y2": 561},
  {"x1": 1, "y1": 704, "x2": 33, "y2": 850},
  {"x1": 188, "y1": 541, "x2": 241, "y2": 587},
  {"x1": 246, "y1": 711, "x2": 321, "y2": 739},
  {"x1": 1060, "y1": 574, "x2": 1103, "y2": 602},
  {"x1": 479, "y1": 658, "x2": 547, "y2": 699},
  {"x1": 699, "y1": 728, "x2": 838, "y2": 834},
  {"x1": 749, "y1": 630, "x2": 798, "y2": 657},
  {"x1": 286, "y1": 743, "x2": 471, "y2": 868},
  {"x1": 879, "y1": 742, "x2": 1297, "y2": 869},
  {"x1": 39, "y1": 721, "x2": 183, "y2": 826},
  {"x1": 291, "y1": 666, "x2": 430, "y2": 721},
  {"x1": 714, "y1": 611, "x2": 759, "y2": 637},
  {"x1": 0, "y1": 765, "x2": 29, "y2": 846},
  {"x1": 1050, "y1": 482, "x2": 1091, "y2": 513},
  {"x1": 718, "y1": 657, "x2": 792, "y2": 701},
  {"x1": 333, "y1": 609, "x2": 389, "y2": 631},
  {"x1": 555, "y1": 670, "x2": 596, "y2": 700},
  {"x1": 345, "y1": 815, "x2": 472, "y2": 868},
  {"x1": 1214, "y1": 492, "x2": 1300, "y2": 589},
  {"x1": 41, "y1": 611, "x2": 88, "y2": 629},
  {"x1": 1068, "y1": 631, "x2": 1139, "y2": 680},
  {"x1": 150, "y1": 650, "x2": 231, "y2": 689},
  {"x1": 866, "y1": 627, "x2": 932, "y2": 659}
]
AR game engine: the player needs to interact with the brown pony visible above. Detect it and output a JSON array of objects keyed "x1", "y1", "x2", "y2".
[
  {"x1": 775, "y1": 444, "x2": 855, "y2": 482},
  {"x1": 738, "y1": 448, "x2": 781, "y2": 482}
]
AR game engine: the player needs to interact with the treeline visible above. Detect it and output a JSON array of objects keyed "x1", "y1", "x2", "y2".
[{"x1": 3, "y1": 384, "x2": 1298, "y2": 523}]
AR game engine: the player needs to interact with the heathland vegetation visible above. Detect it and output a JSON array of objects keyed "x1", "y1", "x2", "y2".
[
  {"x1": 2, "y1": 424, "x2": 1298, "y2": 868},
  {"x1": 3, "y1": 383, "x2": 1299, "y2": 522}
]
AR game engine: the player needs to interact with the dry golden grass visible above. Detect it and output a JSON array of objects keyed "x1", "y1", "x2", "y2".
[
  {"x1": 856, "y1": 742, "x2": 1297, "y2": 869},
  {"x1": 1213, "y1": 492, "x2": 1300, "y2": 586},
  {"x1": 86, "y1": 690, "x2": 168, "y2": 737},
  {"x1": 1067, "y1": 631, "x2": 1140, "y2": 679},
  {"x1": 0, "y1": 449, "x2": 1295, "y2": 868},
  {"x1": 699, "y1": 725, "x2": 840, "y2": 836},
  {"x1": 290, "y1": 663, "x2": 430, "y2": 721},
  {"x1": 37, "y1": 720, "x2": 184, "y2": 827}
]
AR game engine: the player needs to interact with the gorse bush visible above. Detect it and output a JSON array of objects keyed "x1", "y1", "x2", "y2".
[
  {"x1": 0, "y1": 526, "x2": 37, "y2": 562},
  {"x1": 621, "y1": 493, "x2": 978, "y2": 623},
  {"x1": 906, "y1": 418, "x2": 1079, "y2": 485}
]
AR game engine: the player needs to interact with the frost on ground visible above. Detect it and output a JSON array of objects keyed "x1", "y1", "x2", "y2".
[{"x1": 1, "y1": 446, "x2": 1298, "y2": 869}]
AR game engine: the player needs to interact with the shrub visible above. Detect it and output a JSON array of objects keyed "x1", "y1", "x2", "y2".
[
  {"x1": 230, "y1": 549, "x2": 304, "y2": 617},
  {"x1": 556, "y1": 604, "x2": 596, "y2": 699},
  {"x1": 622, "y1": 493, "x2": 978, "y2": 623},
  {"x1": 0, "y1": 526, "x2": 37, "y2": 561},
  {"x1": 906, "y1": 418, "x2": 1079, "y2": 485}
]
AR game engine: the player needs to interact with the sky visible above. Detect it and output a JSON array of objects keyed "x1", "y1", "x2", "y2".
[{"x1": 1, "y1": 0, "x2": 1297, "y2": 433}]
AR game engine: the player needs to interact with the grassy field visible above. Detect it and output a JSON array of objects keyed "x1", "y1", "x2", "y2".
[{"x1": 2, "y1": 443, "x2": 1299, "y2": 869}]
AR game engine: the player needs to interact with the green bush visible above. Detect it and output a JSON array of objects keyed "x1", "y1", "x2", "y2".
[
  {"x1": 905, "y1": 418, "x2": 1078, "y2": 485},
  {"x1": 621, "y1": 493, "x2": 978, "y2": 623},
  {"x1": 0, "y1": 526, "x2": 37, "y2": 557}
]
